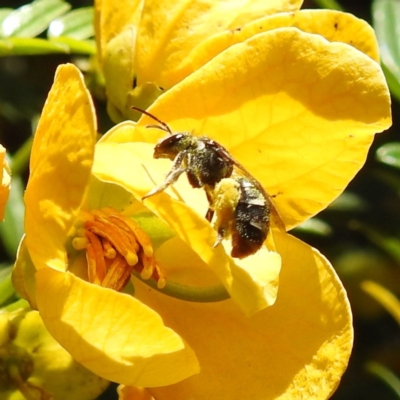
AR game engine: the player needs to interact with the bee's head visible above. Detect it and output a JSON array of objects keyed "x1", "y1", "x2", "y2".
[
  {"x1": 154, "y1": 133, "x2": 198, "y2": 160},
  {"x1": 131, "y1": 107, "x2": 200, "y2": 160}
]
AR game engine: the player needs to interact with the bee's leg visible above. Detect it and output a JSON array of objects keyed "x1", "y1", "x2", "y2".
[
  {"x1": 205, "y1": 208, "x2": 214, "y2": 222},
  {"x1": 212, "y1": 228, "x2": 226, "y2": 248},
  {"x1": 143, "y1": 152, "x2": 187, "y2": 199},
  {"x1": 204, "y1": 188, "x2": 215, "y2": 222}
]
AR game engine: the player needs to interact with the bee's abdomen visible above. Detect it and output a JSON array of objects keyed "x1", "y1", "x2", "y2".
[{"x1": 232, "y1": 178, "x2": 270, "y2": 258}]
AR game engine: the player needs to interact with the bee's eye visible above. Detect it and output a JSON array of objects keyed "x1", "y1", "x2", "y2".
[
  {"x1": 158, "y1": 133, "x2": 185, "y2": 146},
  {"x1": 156, "y1": 134, "x2": 184, "y2": 151},
  {"x1": 154, "y1": 133, "x2": 192, "y2": 159}
]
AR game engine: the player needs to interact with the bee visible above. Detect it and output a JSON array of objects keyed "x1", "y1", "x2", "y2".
[
  {"x1": 134, "y1": 107, "x2": 284, "y2": 258},
  {"x1": 210, "y1": 175, "x2": 273, "y2": 258}
]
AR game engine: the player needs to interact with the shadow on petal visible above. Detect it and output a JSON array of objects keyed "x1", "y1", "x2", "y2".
[{"x1": 133, "y1": 232, "x2": 352, "y2": 399}]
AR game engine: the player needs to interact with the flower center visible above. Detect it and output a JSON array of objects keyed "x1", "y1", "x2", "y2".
[{"x1": 72, "y1": 207, "x2": 166, "y2": 290}]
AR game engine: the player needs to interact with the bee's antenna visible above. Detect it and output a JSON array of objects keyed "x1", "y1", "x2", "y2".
[{"x1": 132, "y1": 106, "x2": 172, "y2": 135}]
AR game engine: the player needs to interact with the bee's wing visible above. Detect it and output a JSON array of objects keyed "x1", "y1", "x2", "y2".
[
  {"x1": 215, "y1": 145, "x2": 286, "y2": 233},
  {"x1": 265, "y1": 195, "x2": 286, "y2": 232}
]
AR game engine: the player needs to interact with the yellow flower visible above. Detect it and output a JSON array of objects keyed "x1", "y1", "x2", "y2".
[
  {"x1": 0, "y1": 144, "x2": 11, "y2": 220},
  {"x1": 12, "y1": 64, "x2": 199, "y2": 388},
  {"x1": 91, "y1": 17, "x2": 391, "y2": 399},
  {"x1": 95, "y1": 0, "x2": 383, "y2": 121},
  {"x1": 12, "y1": 6, "x2": 392, "y2": 397}
]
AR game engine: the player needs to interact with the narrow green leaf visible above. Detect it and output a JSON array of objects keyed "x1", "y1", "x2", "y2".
[
  {"x1": 0, "y1": 37, "x2": 69, "y2": 55},
  {"x1": 328, "y1": 191, "x2": 369, "y2": 212},
  {"x1": 0, "y1": 269, "x2": 17, "y2": 307},
  {"x1": 372, "y1": 0, "x2": 400, "y2": 84},
  {"x1": 0, "y1": 176, "x2": 25, "y2": 259},
  {"x1": 0, "y1": 266, "x2": 12, "y2": 281},
  {"x1": 373, "y1": 168, "x2": 400, "y2": 195},
  {"x1": 0, "y1": 8, "x2": 13, "y2": 25},
  {"x1": 48, "y1": 7, "x2": 94, "y2": 40},
  {"x1": 366, "y1": 362, "x2": 400, "y2": 398},
  {"x1": 381, "y1": 61, "x2": 400, "y2": 103},
  {"x1": 293, "y1": 218, "x2": 332, "y2": 237},
  {"x1": 1, "y1": 0, "x2": 71, "y2": 38},
  {"x1": 352, "y1": 221, "x2": 400, "y2": 264},
  {"x1": 2, "y1": 298, "x2": 29, "y2": 312},
  {"x1": 376, "y1": 143, "x2": 400, "y2": 169}
]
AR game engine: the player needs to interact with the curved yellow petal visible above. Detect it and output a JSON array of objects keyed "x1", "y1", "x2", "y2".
[
  {"x1": 137, "y1": 28, "x2": 390, "y2": 229},
  {"x1": 35, "y1": 268, "x2": 199, "y2": 387},
  {"x1": 103, "y1": 27, "x2": 166, "y2": 122},
  {"x1": 99, "y1": 0, "x2": 303, "y2": 120},
  {"x1": 131, "y1": 232, "x2": 352, "y2": 400},
  {"x1": 93, "y1": 141, "x2": 281, "y2": 315},
  {"x1": 25, "y1": 64, "x2": 97, "y2": 271},
  {"x1": 0, "y1": 144, "x2": 11, "y2": 220},
  {"x1": 186, "y1": 9, "x2": 380, "y2": 76},
  {"x1": 100, "y1": 120, "x2": 150, "y2": 143},
  {"x1": 102, "y1": 26, "x2": 137, "y2": 123},
  {"x1": 135, "y1": 0, "x2": 303, "y2": 88},
  {"x1": 12, "y1": 236, "x2": 38, "y2": 310},
  {"x1": 94, "y1": 0, "x2": 143, "y2": 64}
]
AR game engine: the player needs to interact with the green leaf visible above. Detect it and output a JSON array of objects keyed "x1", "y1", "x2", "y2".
[
  {"x1": 372, "y1": 0, "x2": 400, "y2": 85},
  {"x1": 48, "y1": 7, "x2": 94, "y2": 40},
  {"x1": 0, "y1": 0, "x2": 71, "y2": 38},
  {"x1": 376, "y1": 143, "x2": 400, "y2": 169},
  {"x1": 0, "y1": 176, "x2": 25, "y2": 259},
  {"x1": 328, "y1": 191, "x2": 369, "y2": 212},
  {"x1": 352, "y1": 221, "x2": 400, "y2": 264},
  {"x1": 366, "y1": 362, "x2": 400, "y2": 398},
  {"x1": 381, "y1": 61, "x2": 400, "y2": 104},
  {"x1": 293, "y1": 218, "x2": 332, "y2": 237},
  {"x1": 0, "y1": 268, "x2": 17, "y2": 307},
  {"x1": 0, "y1": 8, "x2": 13, "y2": 25}
]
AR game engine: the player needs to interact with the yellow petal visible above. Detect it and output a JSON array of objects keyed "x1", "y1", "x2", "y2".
[
  {"x1": 25, "y1": 64, "x2": 97, "y2": 271},
  {"x1": 12, "y1": 236, "x2": 38, "y2": 309},
  {"x1": 135, "y1": 0, "x2": 302, "y2": 88},
  {"x1": 186, "y1": 9, "x2": 380, "y2": 76},
  {"x1": 136, "y1": 28, "x2": 391, "y2": 229},
  {"x1": 100, "y1": 120, "x2": 149, "y2": 143},
  {"x1": 98, "y1": 0, "x2": 303, "y2": 120},
  {"x1": 93, "y1": 141, "x2": 281, "y2": 315},
  {"x1": 35, "y1": 268, "x2": 199, "y2": 387},
  {"x1": 0, "y1": 144, "x2": 11, "y2": 220},
  {"x1": 132, "y1": 232, "x2": 352, "y2": 400},
  {"x1": 94, "y1": 0, "x2": 143, "y2": 63},
  {"x1": 102, "y1": 26, "x2": 138, "y2": 123},
  {"x1": 102, "y1": 28, "x2": 165, "y2": 121}
]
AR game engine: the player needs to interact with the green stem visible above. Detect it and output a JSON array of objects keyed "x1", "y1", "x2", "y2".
[{"x1": 132, "y1": 272, "x2": 230, "y2": 302}]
